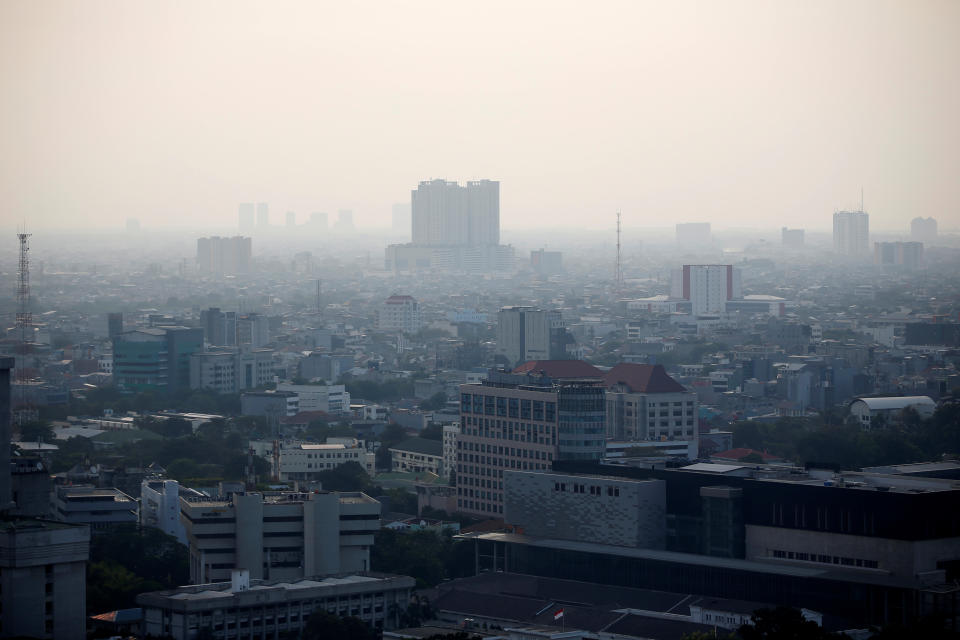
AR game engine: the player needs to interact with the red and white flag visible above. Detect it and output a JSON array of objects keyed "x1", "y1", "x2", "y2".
[{"x1": 553, "y1": 609, "x2": 564, "y2": 620}]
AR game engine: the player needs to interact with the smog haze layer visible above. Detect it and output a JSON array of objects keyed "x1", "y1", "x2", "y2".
[{"x1": 1, "y1": 0, "x2": 958, "y2": 232}]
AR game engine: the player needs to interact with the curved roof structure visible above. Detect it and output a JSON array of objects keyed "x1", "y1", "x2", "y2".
[{"x1": 851, "y1": 396, "x2": 935, "y2": 411}]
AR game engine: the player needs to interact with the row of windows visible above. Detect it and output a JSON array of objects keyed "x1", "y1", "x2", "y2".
[
  {"x1": 457, "y1": 498, "x2": 504, "y2": 514},
  {"x1": 458, "y1": 460, "x2": 548, "y2": 474},
  {"x1": 461, "y1": 394, "x2": 557, "y2": 421},
  {"x1": 770, "y1": 503, "x2": 877, "y2": 535},
  {"x1": 770, "y1": 548, "x2": 879, "y2": 569},
  {"x1": 555, "y1": 482, "x2": 621, "y2": 497},
  {"x1": 459, "y1": 487, "x2": 502, "y2": 501},
  {"x1": 460, "y1": 448, "x2": 552, "y2": 462},
  {"x1": 296, "y1": 452, "x2": 361, "y2": 460}
]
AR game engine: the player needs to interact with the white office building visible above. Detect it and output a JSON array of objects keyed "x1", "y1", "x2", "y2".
[
  {"x1": 138, "y1": 571, "x2": 415, "y2": 640},
  {"x1": 833, "y1": 210, "x2": 870, "y2": 257},
  {"x1": 275, "y1": 383, "x2": 351, "y2": 416},
  {"x1": 496, "y1": 306, "x2": 563, "y2": 366},
  {"x1": 671, "y1": 265, "x2": 742, "y2": 316},
  {"x1": 442, "y1": 424, "x2": 460, "y2": 480},
  {"x1": 190, "y1": 348, "x2": 275, "y2": 394},
  {"x1": 411, "y1": 179, "x2": 499, "y2": 246},
  {"x1": 377, "y1": 295, "x2": 422, "y2": 334},
  {"x1": 251, "y1": 439, "x2": 375, "y2": 480},
  {"x1": 140, "y1": 479, "x2": 206, "y2": 545},
  {"x1": 181, "y1": 490, "x2": 381, "y2": 584},
  {"x1": 53, "y1": 485, "x2": 138, "y2": 533}
]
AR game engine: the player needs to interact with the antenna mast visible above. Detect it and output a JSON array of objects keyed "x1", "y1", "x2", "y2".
[
  {"x1": 615, "y1": 211, "x2": 624, "y2": 288},
  {"x1": 15, "y1": 231, "x2": 36, "y2": 426}
]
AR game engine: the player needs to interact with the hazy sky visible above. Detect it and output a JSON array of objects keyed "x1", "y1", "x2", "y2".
[{"x1": 1, "y1": 1, "x2": 958, "y2": 232}]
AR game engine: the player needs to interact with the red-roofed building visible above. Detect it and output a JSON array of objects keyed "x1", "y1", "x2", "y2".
[
  {"x1": 603, "y1": 363, "x2": 698, "y2": 454},
  {"x1": 378, "y1": 295, "x2": 421, "y2": 333},
  {"x1": 512, "y1": 360, "x2": 603, "y2": 379}
]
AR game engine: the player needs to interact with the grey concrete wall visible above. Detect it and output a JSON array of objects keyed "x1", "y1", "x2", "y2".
[
  {"x1": 504, "y1": 470, "x2": 665, "y2": 549},
  {"x1": 746, "y1": 524, "x2": 960, "y2": 578},
  {"x1": 235, "y1": 494, "x2": 265, "y2": 579},
  {"x1": 304, "y1": 492, "x2": 340, "y2": 576}
]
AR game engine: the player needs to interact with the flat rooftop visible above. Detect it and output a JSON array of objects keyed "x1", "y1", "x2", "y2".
[
  {"x1": 142, "y1": 573, "x2": 411, "y2": 603},
  {"x1": 464, "y1": 532, "x2": 926, "y2": 589}
]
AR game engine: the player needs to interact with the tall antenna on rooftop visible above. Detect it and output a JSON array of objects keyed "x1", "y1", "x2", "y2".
[
  {"x1": 15, "y1": 230, "x2": 36, "y2": 426},
  {"x1": 861, "y1": 186, "x2": 864, "y2": 212},
  {"x1": 615, "y1": 211, "x2": 624, "y2": 289}
]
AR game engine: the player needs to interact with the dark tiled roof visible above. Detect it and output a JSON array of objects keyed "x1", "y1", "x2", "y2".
[
  {"x1": 390, "y1": 437, "x2": 442, "y2": 457},
  {"x1": 433, "y1": 589, "x2": 549, "y2": 622},
  {"x1": 512, "y1": 360, "x2": 604, "y2": 378},
  {"x1": 603, "y1": 364, "x2": 688, "y2": 394},
  {"x1": 531, "y1": 606, "x2": 621, "y2": 631}
]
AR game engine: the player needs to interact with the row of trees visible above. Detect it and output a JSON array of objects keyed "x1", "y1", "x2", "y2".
[
  {"x1": 41, "y1": 386, "x2": 244, "y2": 422},
  {"x1": 370, "y1": 528, "x2": 474, "y2": 588},
  {"x1": 732, "y1": 403, "x2": 960, "y2": 469},
  {"x1": 87, "y1": 525, "x2": 189, "y2": 614},
  {"x1": 50, "y1": 417, "x2": 270, "y2": 483}
]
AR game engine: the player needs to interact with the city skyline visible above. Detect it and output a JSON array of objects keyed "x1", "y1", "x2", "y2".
[{"x1": 2, "y1": 1, "x2": 958, "y2": 232}]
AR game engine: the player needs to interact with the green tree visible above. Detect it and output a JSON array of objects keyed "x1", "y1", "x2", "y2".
[
  {"x1": 17, "y1": 420, "x2": 53, "y2": 442},
  {"x1": 419, "y1": 392, "x2": 448, "y2": 411},
  {"x1": 166, "y1": 457, "x2": 201, "y2": 480},
  {"x1": 87, "y1": 526, "x2": 188, "y2": 614},
  {"x1": 377, "y1": 423, "x2": 411, "y2": 470},
  {"x1": 371, "y1": 529, "x2": 473, "y2": 588},
  {"x1": 420, "y1": 423, "x2": 443, "y2": 441},
  {"x1": 87, "y1": 560, "x2": 156, "y2": 614},
  {"x1": 302, "y1": 610, "x2": 378, "y2": 640},
  {"x1": 315, "y1": 461, "x2": 374, "y2": 493},
  {"x1": 385, "y1": 487, "x2": 418, "y2": 514}
]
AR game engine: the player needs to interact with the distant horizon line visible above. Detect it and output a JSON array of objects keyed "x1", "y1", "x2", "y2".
[{"x1": 0, "y1": 223, "x2": 952, "y2": 235}]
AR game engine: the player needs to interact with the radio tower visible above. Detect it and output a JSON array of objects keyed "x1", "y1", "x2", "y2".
[
  {"x1": 15, "y1": 231, "x2": 36, "y2": 426},
  {"x1": 615, "y1": 211, "x2": 624, "y2": 289}
]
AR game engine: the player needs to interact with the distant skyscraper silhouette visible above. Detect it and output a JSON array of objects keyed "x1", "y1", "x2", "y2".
[
  {"x1": 411, "y1": 179, "x2": 499, "y2": 246},
  {"x1": 874, "y1": 241, "x2": 923, "y2": 268},
  {"x1": 334, "y1": 210, "x2": 354, "y2": 231},
  {"x1": 833, "y1": 210, "x2": 869, "y2": 257},
  {"x1": 910, "y1": 217, "x2": 937, "y2": 244},
  {"x1": 286, "y1": 211, "x2": 296, "y2": 228},
  {"x1": 196, "y1": 236, "x2": 252, "y2": 275},
  {"x1": 256, "y1": 202, "x2": 269, "y2": 229},
  {"x1": 671, "y1": 265, "x2": 742, "y2": 315}
]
